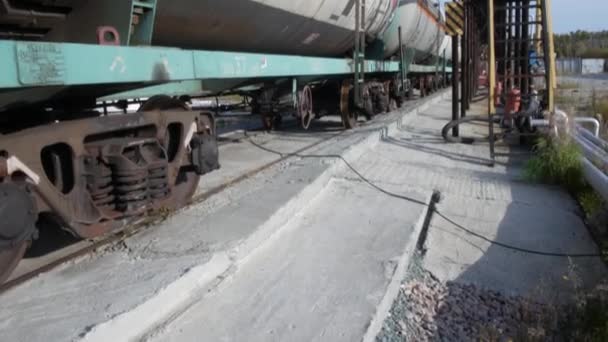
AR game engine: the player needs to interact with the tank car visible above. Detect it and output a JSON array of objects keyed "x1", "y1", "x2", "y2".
[
  {"x1": 0, "y1": 0, "x2": 450, "y2": 283},
  {"x1": 0, "y1": 0, "x2": 448, "y2": 59}
]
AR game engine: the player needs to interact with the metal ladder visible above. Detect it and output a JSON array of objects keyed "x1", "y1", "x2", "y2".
[
  {"x1": 489, "y1": 0, "x2": 556, "y2": 161},
  {"x1": 494, "y1": 0, "x2": 554, "y2": 106}
]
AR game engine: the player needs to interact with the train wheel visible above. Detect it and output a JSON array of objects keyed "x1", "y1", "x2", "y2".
[
  {"x1": 383, "y1": 81, "x2": 397, "y2": 112},
  {"x1": 299, "y1": 85, "x2": 314, "y2": 130},
  {"x1": 340, "y1": 80, "x2": 357, "y2": 129},
  {"x1": 261, "y1": 113, "x2": 274, "y2": 131},
  {"x1": 0, "y1": 182, "x2": 37, "y2": 284},
  {"x1": 261, "y1": 113, "x2": 282, "y2": 131},
  {"x1": 138, "y1": 95, "x2": 201, "y2": 209},
  {"x1": 0, "y1": 241, "x2": 27, "y2": 284},
  {"x1": 407, "y1": 80, "x2": 414, "y2": 99}
]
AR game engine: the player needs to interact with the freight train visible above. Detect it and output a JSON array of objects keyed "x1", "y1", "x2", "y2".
[{"x1": 0, "y1": 0, "x2": 452, "y2": 282}]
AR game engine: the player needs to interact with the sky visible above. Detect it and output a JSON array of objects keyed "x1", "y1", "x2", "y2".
[
  {"x1": 437, "y1": 0, "x2": 607, "y2": 34},
  {"x1": 551, "y1": 0, "x2": 608, "y2": 33}
]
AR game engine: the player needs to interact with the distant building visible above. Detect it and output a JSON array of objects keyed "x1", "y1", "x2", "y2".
[{"x1": 556, "y1": 58, "x2": 608, "y2": 75}]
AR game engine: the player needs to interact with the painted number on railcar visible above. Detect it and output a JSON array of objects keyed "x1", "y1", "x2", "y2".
[{"x1": 16, "y1": 42, "x2": 66, "y2": 86}]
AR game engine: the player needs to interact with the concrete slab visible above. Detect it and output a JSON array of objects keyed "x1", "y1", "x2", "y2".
[
  {"x1": 198, "y1": 128, "x2": 340, "y2": 195},
  {"x1": 0, "y1": 92, "x2": 448, "y2": 342},
  {"x1": 0, "y1": 145, "x2": 333, "y2": 342},
  {"x1": 347, "y1": 94, "x2": 607, "y2": 303},
  {"x1": 425, "y1": 192, "x2": 606, "y2": 300},
  {"x1": 147, "y1": 178, "x2": 427, "y2": 342}
]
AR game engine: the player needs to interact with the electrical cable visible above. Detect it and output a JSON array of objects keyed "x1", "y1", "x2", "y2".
[{"x1": 244, "y1": 132, "x2": 604, "y2": 258}]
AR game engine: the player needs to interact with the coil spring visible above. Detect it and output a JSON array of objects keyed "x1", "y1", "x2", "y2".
[
  {"x1": 113, "y1": 167, "x2": 148, "y2": 213},
  {"x1": 148, "y1": 164, "x2": 169, "y2": 200},
  {"x1": 85, "y1": 159, "x2": 115, "y2": 209}
]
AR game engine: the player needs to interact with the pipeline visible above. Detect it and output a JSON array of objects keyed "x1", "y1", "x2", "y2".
[{"x1": 546, "y1": 109, "x2": 608, "y2": 203}]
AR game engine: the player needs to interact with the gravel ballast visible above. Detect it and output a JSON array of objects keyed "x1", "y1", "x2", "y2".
[{"x1": 376, "y1": 258, "x2": 560, "y2": 342}]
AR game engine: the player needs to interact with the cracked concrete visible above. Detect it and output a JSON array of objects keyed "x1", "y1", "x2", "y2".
[
  {"x1": 0, "y1": 92, "x2": 446, "y2": 342},
  {"x1": 146, "y1": 178, "x2": 427, "y2": 342},
  {"x1": 3, "y1": 89, "x2": 601, "y2": 342},
  {"x1": 348, "y1": 95, "x2": 607, "y2": 303}
]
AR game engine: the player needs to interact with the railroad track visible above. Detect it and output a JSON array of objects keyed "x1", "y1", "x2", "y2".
[
  {"x1": 0, "y1": 125, "x2": 345, "y2": 294},
  {"x1": 0, "y1": 89, "x2": 442, "y2": 294}
]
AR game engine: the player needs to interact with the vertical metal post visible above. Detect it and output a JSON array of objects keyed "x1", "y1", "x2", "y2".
[
  {"x1": 522, "y1": 0, "x2": 530, "y2": 95},
  {"x1": 515, "y1": 0, "x2": 522, "y2": 90},
  {"x1": 452, "y1": 35, "x2": 460, "y2": 137},
  {"x1": 504, "y1": 1, "x2": 511, "y2": 90},
  {"x1": 361, "y1": 0, "x2": 366, "y2": 74},
  {"x1": 398, "y1": 26, "x2": 406, "y2": 96},
  {"x1": 541, "y1": 0, "x2": 556, "y2": 113},
  {"x1": 354, "y1": 0, "x2": 366, "y2": 108},
  {"x1": 467, "y1": 0, "x2": 473, "y2": 107},
  {"x1": 443, "y1": 49, "x2": 447, "y2": 88},
  {"x1": 462, "y1": 0, "x2": 469, "y2": 114},
  {"x1": 471, "y1": 11, "x2": 478, "y2": 98},
  {"x1": 354, "y1": 0, "x2": 361, "y2": 107},
  {"x1": 471, "y1": 23, "x2": 476, "y2": 97},
  {"x1": 292, "y1": 77, "x2": 298, "y2": 110},
  {"x1": 488, "y1": 0, "x2": 496, "y2": 163}
]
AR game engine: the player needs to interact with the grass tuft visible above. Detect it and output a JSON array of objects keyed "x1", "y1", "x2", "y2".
[
  {"x1": 524, "y1": 137, "x2": 586, "y2": 195},
  {"x1": 579, "y1": 190, "x2": 605, "y2": 218},
  {"x1": 525, "y1": 136, "x2": 606, "y2": 220}
]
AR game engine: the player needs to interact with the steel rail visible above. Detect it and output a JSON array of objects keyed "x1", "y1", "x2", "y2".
[{"x1": 0, "y1": 127, "x2": 346, "y2": 294}]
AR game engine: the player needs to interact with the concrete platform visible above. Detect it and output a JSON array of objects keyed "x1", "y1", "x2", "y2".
[
  {"x1": 0, "y1": 92, "x2": 446, "y2": 342},
  {"x1": 4, "y1": 90, "x2": 603, "y2": 342},
  {"x1": 148, "y1": 178, "x2": 427, "y2": 342},
  {"x1": 348, "y1": 95, "x2": 606, "y2": 302}
]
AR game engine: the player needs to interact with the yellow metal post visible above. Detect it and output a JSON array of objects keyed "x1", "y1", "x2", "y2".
[
  {"x1": 542, "y1": 0, "x2": 557, "y2": 112},
  {"x1": 535, "y1": 5, "x2": 543, "y2": 54}
]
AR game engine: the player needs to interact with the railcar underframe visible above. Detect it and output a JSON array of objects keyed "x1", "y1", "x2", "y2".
[{"x1": 0, "y1": 40, "x2": 451, "y2": 283}]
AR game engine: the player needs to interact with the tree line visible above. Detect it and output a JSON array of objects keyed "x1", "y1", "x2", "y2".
[{"x1": 554, "y1": 30, "x2": 608, "y2": 59}]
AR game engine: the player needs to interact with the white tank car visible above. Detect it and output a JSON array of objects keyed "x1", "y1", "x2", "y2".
[
  {"x1": 440, "y1": 35, "x2": 454, "y2": 61},
  {"x1": 153, "y1": 0, "x2": 399, "y2": 56},
  {"x1": 382, "y1": 0, "x2": 447, "y2": 61},
  {"x1": 0, "y1": 0, "x2": 449, "y2": 60},
  {"x1": 153, "y1": 0, "x2": 449, "y2": 61}
]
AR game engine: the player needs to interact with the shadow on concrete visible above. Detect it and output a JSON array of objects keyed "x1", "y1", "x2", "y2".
[
  {"x1": 406, "y1": 96, "x2": 608, "y2": 340},
  {"x1": 25, "y1": 215, "x2": 80, "y2": 259},
  {"x1": 383, "y1": 135, "x2": 495, "y2": 167}
]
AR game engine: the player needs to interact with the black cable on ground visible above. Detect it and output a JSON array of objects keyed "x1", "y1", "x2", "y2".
[
  {"x1": 432, "y1": 210, "x2": 602, "y2": 258},
  {"x1": 243, "y1": 132, "x2": 604, "y2": 259},
  {"x1": 441, "y1": 115, "x2": 494, "y2": 144}
]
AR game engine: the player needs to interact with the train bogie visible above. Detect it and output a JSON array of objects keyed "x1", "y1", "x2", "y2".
[{"x1": 0, "y1": 101, "x2": 219, "y2": 283}]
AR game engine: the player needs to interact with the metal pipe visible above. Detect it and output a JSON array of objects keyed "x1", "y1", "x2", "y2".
[
  {"x1": 582, "y1": 158, "x2": 608, "y2": 203},
  {"x1": 529, "y1": 118, "x2": 559, "y2": 137},
  {"x1": 576, "y1": 126, "x2": 608, "y2": 152},
  {"x1": 572, "y1": 134, "x2": 608, "y2": 170},
  {"x1": 574, "y1": 117, "x2": 600, "y2": 137},
  {"x1": 530, "y1": 119, "x2": 550, "y2": 127}
]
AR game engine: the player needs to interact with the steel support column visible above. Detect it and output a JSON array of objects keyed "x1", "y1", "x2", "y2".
[
  {"x1": 488, "y1": 0, "x2": 496, "y2": 163},
  {"x1": 461, "y1": 0, "x2": 468, "y2": 118},
  {"x1": 452, "y1": 35, "x2": 460, "y2": 137}
]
